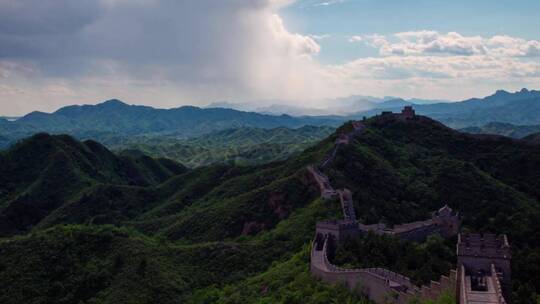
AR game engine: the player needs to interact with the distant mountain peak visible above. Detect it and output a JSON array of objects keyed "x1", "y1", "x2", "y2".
[
  {"x1": 100, "y1": 99, "x2": 128, "y2": 107},
  {"x1": 494, "y1": 89, "x2": 510, "y2": 96},
  {"x1": 485, "y1": 88, "x2": 540, "y2": 102}
]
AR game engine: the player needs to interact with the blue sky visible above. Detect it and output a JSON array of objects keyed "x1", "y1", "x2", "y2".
[
  {"x1": 0, "y1": 0, "x2": 539, "y2": 114},
  {"x1": 281, "y1": 0, "x2": 540, "y2": 64}
]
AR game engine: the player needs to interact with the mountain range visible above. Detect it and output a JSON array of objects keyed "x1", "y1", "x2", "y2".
[
  {"x1": 1, "y1": 99, "x2": 341, "y2": 140},
  {"x1": 1, "y1": 113, "x2": 539, "y2": 303},
  {"x1": 207, "y1": 95, "x2": 449, "y2": 116},
  {"x1": 2, "y1": 89, "x2": 540, "y2": 148},
  {"x1": 352, "y1": 88, "x2": 540, "y2": 128},
  {"x1": 461, "y1": 122, "x2": 540, "y2": 138}
]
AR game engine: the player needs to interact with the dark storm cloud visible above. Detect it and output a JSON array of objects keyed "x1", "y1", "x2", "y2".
[
  {"x1": 0, "y1": 0, "x2": 310, "y2": 82},
  {"x1": 0, "y1": 0, "x2": 102, "y2": 35},
  {"x1": 0, "y1": 0, "x2": 102, "y2": 59},
  {"x1": 0, "y1": 0, "x2": 326, "y2": 115}
]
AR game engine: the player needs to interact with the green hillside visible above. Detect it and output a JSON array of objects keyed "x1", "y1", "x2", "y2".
[
  {"x1": 1, "y1": 115, "x2": 540, "y2": 303},
  {"x1": 0, "y1": 125, "x2": 334, "y2": 168},
  {"x1": 461, "y1": 122, "x2": 540, "y2": 138},
  {"x1": 524, "y1": 132, "x2": 540, "y2": 145},
  {"x1": 112, "y1": 126, "x2": 335, "y2": 167},
  {"x1": 0, "y1": 133, "x2": 186, "y2": 236}
]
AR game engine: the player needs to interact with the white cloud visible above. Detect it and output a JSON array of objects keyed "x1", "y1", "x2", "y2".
[
  {"x1": 487, "y1": 35, "x2": 540, "y2": 57},
  {"x1": 314, "y1": 0, "x2": 345, "y2": 7},
  {"x1": 310, "y1": 34, "x2": 331, "y2": 41},
  {"x1": 319, "y1": 31, "x2": 540, "y2": 100},
  {"x1": 348, "y1": 35, "x2": 363, "y2": 43},
  {"x1": 360, "y1": 30, "x2": 540, "y2": 58}
]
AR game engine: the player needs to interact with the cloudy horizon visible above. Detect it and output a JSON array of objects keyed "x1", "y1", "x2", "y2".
[{"x1": 1, "y1": 0, "x2": 540, "y2": 115}]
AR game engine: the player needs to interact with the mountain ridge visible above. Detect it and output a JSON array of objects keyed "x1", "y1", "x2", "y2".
[
  {"x1": 2, "y1": 100, "x2": 341, "y2": 141},
  {"x1": 351, "y1": 88, "x2": 540, "y2": 128},
  {"x1": 2, "y1": 89, "x2": 540, "y2": 146},
  {"x1": 461, "y1": 122, "x2": 540, "y2": 138}
]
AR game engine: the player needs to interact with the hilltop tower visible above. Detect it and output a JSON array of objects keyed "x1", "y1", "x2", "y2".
[
  {"x1": 432, "y1": 204, "x2": 460, "y2": 238},
  {"x1": 401, "y1": 106, "x2": 416, "y2": 119},
  {"x1": 457, "y1": 234, "x2": 511, "y2": 304}
]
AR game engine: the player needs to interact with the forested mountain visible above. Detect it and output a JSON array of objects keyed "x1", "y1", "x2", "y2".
[
  {"x1": 524, "y1": 132, "x2": 540, "y2": 145},
  {"x1": 0, "y1": 100, "x2": 341, "y2": 140},
  {"x1": 0, "y1": 124, "x2": 334, "y2": 168},
  {"x1": 111, "y1": 126, "x2": 335, "y2": 167},
  {"x1": 0, "y1": 133, "x2": 186, "y2": 236},
  {"x1": 1, "y1": 114, "x2": 540, "y2": 303},
  {"x1": 353, "y1": 89, "x2": 540, "y2": 128},
  {"x1": 461, "y1": 122, "x2": 540, "y2": 138}
]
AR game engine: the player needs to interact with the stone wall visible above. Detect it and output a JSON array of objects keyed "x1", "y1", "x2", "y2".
[
  {"x1": 311, "y1": 235, "x2": 457, "y2": 304},
  {"x1": 307, "y1": 165, "x2": 336, "y2": 199},
  {"x1": 316, "y1": 220, "x2": 360, "y2": 242},
  {"x1": 457, "y1": 233, "x2": 511, "y2": 302},
  {"x1": 491, "y1": 264, "x2": 508, "y2": 304},
  {"x1": 338, "y1": 189, "x2": 356, "y2": 221}
]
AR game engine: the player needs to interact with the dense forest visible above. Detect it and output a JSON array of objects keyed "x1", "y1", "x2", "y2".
[
  {"x1": 110, "y1": 126, "x2": 334, "y2": 167},
  {"x1": 0, "y1": 124, "x2": 334, "y2": 168}
]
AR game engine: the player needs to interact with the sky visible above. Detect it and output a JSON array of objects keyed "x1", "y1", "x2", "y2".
[{"x1": 1, "y1": 0, "x2": 540, "y2": 115}]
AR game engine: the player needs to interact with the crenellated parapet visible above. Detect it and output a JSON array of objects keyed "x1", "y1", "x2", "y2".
[
  {"x1": 356, "y1": 204, "x2": 460, "y2": 242},
  {"x1": 457, "y1": 233, "x2": 511, "y2": 303},
  {"x1": 316, "y1": 219, "x2": 360, "y2": 243},
  {"x1": 307, "y1": 165, "x2": 337, "y2": 199},
  {"x1": 338, "y1": 189, "x2": 357, "y2": 221},
  {"x1": 457, "y1": 234, "x2": 511, "y2": 259},
  {"x1": 311, "y1": 232, "x2": 458, "y2": 304}
]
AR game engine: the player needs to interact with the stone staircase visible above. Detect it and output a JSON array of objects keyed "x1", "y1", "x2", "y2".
[
  {"x1": 320, "y1": 121, "x2": 366, "y2": 169},
  {"x1": 338, "y1": 189, "x2": 356, "y2": 221},
  {"x1": 307, "y1": 165, "x2": 337, "y2": 199}
]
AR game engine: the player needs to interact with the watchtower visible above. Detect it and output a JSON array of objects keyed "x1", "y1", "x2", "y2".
[
  {"x1": 315, "y1": 220, "x2": 359, "y2": 243},
  {"x1": 457, "y1": 234, "x2": 511, "y2": 303},
  {"x1": 401, "y1": 106, "x2": 416, "y2": 119},
  {"x1": 432, "y1": 204, "x2": 460, "y2": 238}
]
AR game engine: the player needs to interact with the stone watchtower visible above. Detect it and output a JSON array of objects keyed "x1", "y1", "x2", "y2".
[
  {"x1": 401, "y1": 106, "x2": 416, "y2": 119},
  {"x1": 432, "y1": 205, "x2": 460, "y2": 238},
  {"x1": 457, "y1": 234, "x2": 511, "y2": 303}
]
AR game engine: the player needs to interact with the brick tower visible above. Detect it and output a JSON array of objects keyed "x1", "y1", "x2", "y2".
[{"x1": 457, "y1": 234, "x2": 511, "y2": 303}]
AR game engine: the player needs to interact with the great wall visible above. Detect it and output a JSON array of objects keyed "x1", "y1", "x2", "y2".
[{"x1": 308, "y1": 106, "x2": 512, "y2": 304}]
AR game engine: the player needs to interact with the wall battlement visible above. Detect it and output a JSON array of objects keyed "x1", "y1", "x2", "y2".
[
  {"x1": 311, "y1": 233, "x2": 458, "y2": 304},
  {"x1": 457, "y1": 234, "x2": 511, "y2": 258},
  {"x1": 457, "y1": 233, "x2": 511, "y2": 303},
  {"x1": 458, "y1": 234, "x2": 510, "y2": 257},
  {"x1": 338, "y1": 189, "x2": 357, "y2": 221},
  {"x1": 316, "y1": 219, "x2": 360, "y2": 242},
  {"x1": 316, "y1": 220, "x2": 358, "y2": 230},
  {"x1": 358, "y1": 204, "x2": 460, "y2": 242}
]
